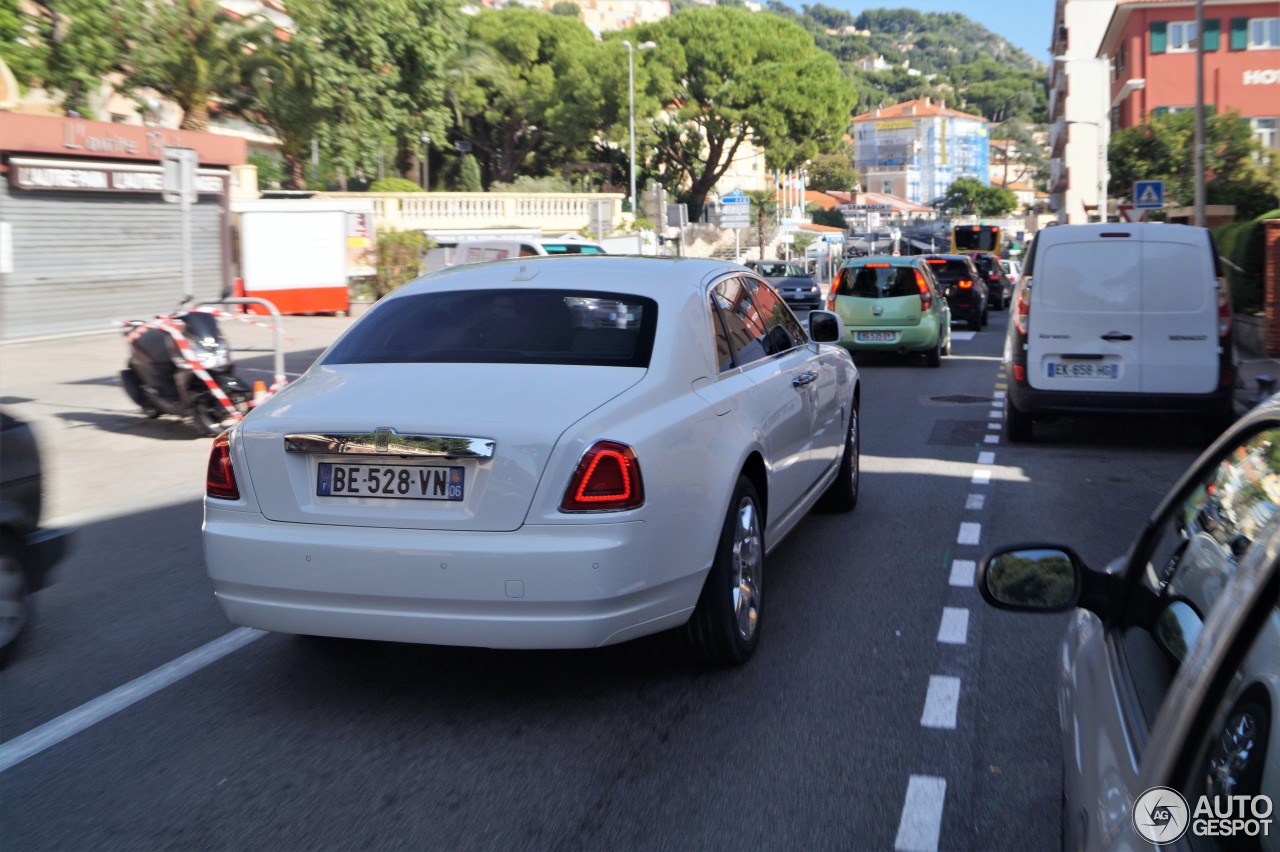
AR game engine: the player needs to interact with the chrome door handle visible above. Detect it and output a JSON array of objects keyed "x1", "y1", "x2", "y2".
[
  {"x1": 1101, "y1": 332, "x2": 1133, "y2": 341},
  {"x1": 792, "y1": 371, "x2": 818, "y2": 388}
]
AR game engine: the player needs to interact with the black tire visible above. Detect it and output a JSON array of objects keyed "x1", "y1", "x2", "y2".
[
  {"x1": 0, "y1": 533, "x2": 32, "y2": 669},
  {"x1": 190, "y1": 392, "x2": 232, "y2": 438},
  {"x1": 981, "y1": 305, "x2": 990, "y2": 327},
  {"x1": 818, "y1": 402, "x2": 860, "y2": 511},
  {"x1": 1005, "y1": 395, "x2": 1033, "y2": 443},
  {"x1": 924, "y1": 337, "x2": 941, "y2": 368},
  {"x1": 681, "y1": 476, "x2": 764, "y2": 666}
]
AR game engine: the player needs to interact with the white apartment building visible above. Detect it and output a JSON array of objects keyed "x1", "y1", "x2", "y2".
[{"x1": 1048, "y1": 0, "x2": 1117, "y2": 223}]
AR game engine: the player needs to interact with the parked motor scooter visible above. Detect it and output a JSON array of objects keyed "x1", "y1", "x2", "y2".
[{"x1": 120, "y1": 308, "x2": 253, "y2": 437}]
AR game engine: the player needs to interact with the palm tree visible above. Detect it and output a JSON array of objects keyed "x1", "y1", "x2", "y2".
[
  {"x1": 239, "y1": 34, "x2": 326, "y2": 189},
  {"x1": 127, "y1": 0, "x2": 273, "y2": 132}
]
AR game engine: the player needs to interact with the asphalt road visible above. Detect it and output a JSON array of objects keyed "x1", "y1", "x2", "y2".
[{"x1": 0, "y1": 310, "x2": 1209, "y2": 850}]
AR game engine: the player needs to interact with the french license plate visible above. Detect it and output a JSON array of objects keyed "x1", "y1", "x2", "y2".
[
  {"x1": 1047, "y1": 361, "x2": 1119, "y2": 379},
  {"x1": 317, "y1": 462, "x2": 464, "y2": 501},
  {"x1": 856, "y1": 331, "x2": 896, "y2": 342}
]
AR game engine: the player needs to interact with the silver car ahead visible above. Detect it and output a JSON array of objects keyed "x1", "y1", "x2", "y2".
[{"x1": 980, "y1": 396, "x2": 1280, "y2": 850}]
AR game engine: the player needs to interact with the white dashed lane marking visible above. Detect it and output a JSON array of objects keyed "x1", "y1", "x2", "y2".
[
  {"x1": 949, "y1": 559, "x2": 976, "y2": 587},
  {"x1": 965, "y1": 494, "x2": 985, "y2": 510},
  {"x1": 987, "y1": 422, "x2": 1000, "y2": 430},
  {"x1": 984, "y1": 434, "x2": 1000, "y2": 444},
  {"x1": 957, "y1": 522, "x2": 981, "y2": 545},
  {"x1": 937, "y1": 608, "x2": 970, "y2": 645},
  {"x1": 921, "y1": 676, "x2": 961, "y2": 729},
  {"x1": 988, "y1": 410, "x2": 1000, "y2": 420},
  {"x1": 972, "y1": 469, "x2": 992, "y2": 485},
  {"x1": 977, "y1": 451, "x2": 995, "y2": 465},
  {"x1": 994, "y1": 390, "x2": 1006, "y2": 399},
  {"x1": 894, "y1": 776, "x2": 947, "y2": 852}
]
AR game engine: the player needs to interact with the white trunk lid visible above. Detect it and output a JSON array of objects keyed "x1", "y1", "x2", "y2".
[{"x1": 240, "y1": 364, "x2": 644, "y2": 531}]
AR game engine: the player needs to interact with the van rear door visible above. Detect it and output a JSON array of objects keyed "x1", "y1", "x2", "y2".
[
  {"x1": 1026, "y1": 231, "x2": 1143, "y2": 393},
  {"x1": 1139, "y1": 232, "x2": 1218, "y2": 394}
]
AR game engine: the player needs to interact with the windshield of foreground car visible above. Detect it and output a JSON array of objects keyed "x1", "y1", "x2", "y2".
[{"x1": 324, "y1": 289, "x2": 658, "y2": 367}]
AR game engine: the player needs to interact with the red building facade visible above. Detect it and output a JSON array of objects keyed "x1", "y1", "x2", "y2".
[{"x1": 1099, "y1": 0, "x2": 1280, "y2": 149}]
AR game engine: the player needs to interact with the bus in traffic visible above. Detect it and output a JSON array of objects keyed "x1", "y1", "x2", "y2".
[{"x1": 951, "y1": 224, "x2": 1002, "y2": 256}]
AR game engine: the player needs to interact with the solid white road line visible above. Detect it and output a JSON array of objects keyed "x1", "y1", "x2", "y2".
[
  {"x1": 984, "y1": 434, "x2": 1000, "y2": 444},
  {"x1": 965, "y1": 493, "x2": 985, "y2": 510},
  {"x1": 949, "y1": 559, "x2": 977, "y2": 587},
  {"x1": 895, "y1": 775, "x2": 947, "y2": 852},
  {"x1": 977, "y1": 451, "x2": 996, "y2": 465},
  {"x1": 957, "y1": 522, "x2": 981, "y2": 545},
  {"x1": 937, "y1": 608, "x2": 970, "y2": 645},
  {"x1": 0, "y1": 627, "x2": 265, "y2": 774},
  {"x1": 921, "y1": 675, "x2": 961, "y2": 729},
  {"x1": 972, "y1": 469, "x2": 992, "y2": 485}
]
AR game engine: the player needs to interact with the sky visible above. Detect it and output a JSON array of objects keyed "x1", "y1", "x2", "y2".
[{"x1": 819, "y1": 0, "x2": 1058, "y2": 63}]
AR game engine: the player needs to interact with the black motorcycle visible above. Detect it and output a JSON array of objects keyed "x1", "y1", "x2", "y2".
[{"x1": 120, "y1": 309, "x2": 253, "y2": 437}]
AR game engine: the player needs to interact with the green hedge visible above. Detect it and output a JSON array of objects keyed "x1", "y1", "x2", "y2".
[
  {"x1": 1213, "y1": 209, "x2": 1279, "y2": 313},
  {"x1": 369, "y1": 177, "x2": 424, "y2": 193}
]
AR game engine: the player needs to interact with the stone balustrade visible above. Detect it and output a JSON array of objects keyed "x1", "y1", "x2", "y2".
[{"x1": 311, "y1": 191, "x2": 625, "y2": 233}]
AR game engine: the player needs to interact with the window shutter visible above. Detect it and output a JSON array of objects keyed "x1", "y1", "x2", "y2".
[
  {"x1": 1204, "y1": 18, "x2": 1220, "y2": 50},
  {"x1": 1151, "y1": 21, "x2": 1168, "y2": 53},
  {"x1": 1230, "y1": 17, "x2": 1248, "y2": 50}
]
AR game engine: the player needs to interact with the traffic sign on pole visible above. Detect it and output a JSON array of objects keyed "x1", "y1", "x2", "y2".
[
  {"x1": 1117, "y1": 203, "x2": 1147, "y2": 223},
  {"x1": 1133, "y1": 180, "x2": 1165, "y2": 209}
]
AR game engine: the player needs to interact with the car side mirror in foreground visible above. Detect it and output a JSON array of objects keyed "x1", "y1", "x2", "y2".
[
  {"x1": 808, "y1": 310, "x2": 843, "y2": 344},
  {"x1": 978, "y1": 545, "x2": 1083, "y2": 612}
]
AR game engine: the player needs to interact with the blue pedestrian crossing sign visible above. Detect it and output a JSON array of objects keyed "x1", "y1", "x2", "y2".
[{"x1": 1134, "y1": 180, "x2": 1165, "y2": 209}]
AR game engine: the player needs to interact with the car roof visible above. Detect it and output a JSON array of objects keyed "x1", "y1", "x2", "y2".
[{"x1": 404, "y1": 255, "x2": 746, "y2": 301}]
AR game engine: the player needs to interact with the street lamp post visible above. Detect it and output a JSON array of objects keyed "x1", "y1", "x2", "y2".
[
  {"x1": 420, "y1": 133, "x2": 430, "y2": 191},
  {"x1": 622, "y1": 40, "x2": 656, "y2": 215}
]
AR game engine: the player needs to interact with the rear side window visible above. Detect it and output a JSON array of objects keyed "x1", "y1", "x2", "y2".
[
  {"x1": 1037, "y1": 242, "x2": 1141, "y2": 313},
  {"x1": 837, "y1": 265, "x2": 919, "y2": 298},
  {"x1": 711, "y1": 277, "x2": 803, "y2": 368},
  {"x1": 324, "y1": 289, "x2": 657, "y2": 367}
]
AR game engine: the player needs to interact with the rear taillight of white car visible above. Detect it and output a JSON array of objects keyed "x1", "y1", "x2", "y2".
[
  {"x1": 560, "y1": 441, "x2": 644, "y2": 512},
  {"x1": 1217, "y1": 275, "x2": 1231, "y2": 340},
  {"x1": 1013, "y1": 277, "x2": 1032, "y2": 337},
  {"x1": 207, "y1": 430, "x2": 240, "y2": 500}
]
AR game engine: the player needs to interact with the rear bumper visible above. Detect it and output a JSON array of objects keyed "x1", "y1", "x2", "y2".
[
  {"x1": 203, "y1": 506, "x2": 704, "y2": 649},
  {"x1": 1009, "y1": 380, "x2": 1234, "y2": 417}
]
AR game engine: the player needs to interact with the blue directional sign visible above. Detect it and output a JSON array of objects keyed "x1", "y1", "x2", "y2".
[{"x1": 1134, "y1": 180, "x2": 1165, "y2": 210}]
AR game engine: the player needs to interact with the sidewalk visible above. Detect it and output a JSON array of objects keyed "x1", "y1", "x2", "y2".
[{"x1": 0, "y1": 312, "x2": 360, "y2": 526}]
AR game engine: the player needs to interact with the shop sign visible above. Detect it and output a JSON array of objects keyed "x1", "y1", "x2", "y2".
[
  {"x1": 9, "y1": 158, "x2": 227, "y2": 195},
  {"x1": 1243, "y1": 69, "x2": 1280, "y2": 85}
]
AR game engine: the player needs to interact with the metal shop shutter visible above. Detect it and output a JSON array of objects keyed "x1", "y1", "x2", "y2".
[{"x1": 0, "y1": 183, "x2": 226, "y2": 340}]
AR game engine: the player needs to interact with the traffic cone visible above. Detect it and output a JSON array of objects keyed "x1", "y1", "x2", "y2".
[{"x1": 252, "y1": 380, "x2": 267, "y2": 406}]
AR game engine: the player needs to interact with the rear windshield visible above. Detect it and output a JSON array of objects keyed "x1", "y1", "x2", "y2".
[
  {"x1": 925, "y1": 259, "x2": 972, "y2": 281},
  {"x1": 836, "y1": 265, "x2": 919, "y2": 298},
  {"x1": 954, "y1": 227, "x2": 999, "y2": 253},
  {"x1": 324, "y1": 289, "x2": 657, "y2": 367},
  {"x1": 756, "y1": 262, "x2": 809, "y2": 278}
]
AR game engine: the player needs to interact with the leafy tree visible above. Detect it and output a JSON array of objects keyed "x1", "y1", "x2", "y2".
[
  {"x1": 457, "y1": 153, "x2": 482, "y2": 191},
  {"x1": 288, "y1": 0, "x2": 463, "y2": 181},
  {"x1": 634, "y1": 7, "x2": 855, "y2": 218},
  {"x1": 934, "y1": 177, "x2": 1017, "y2": 217},
  {"x1": 124, "y1": 0, "x2": 276, "y2": 131},
  {"x1": 745, "y1": 189, "x2": 777, "y2": 257},
  {"x1": 809, "y1": 205, "x2": 847, "y2": 229},
  {"x1": 369, "y1": 176, "x2": 423, "y2": 192},
  {"x1": 23, "y1": 0, "x2": 133, "y2": 118},
  {"x1": 453, "y1": 8, "x2": 599, "y2": 185},
  {"x1": 806, "y1": 152, "x2": 859, "y2": 192},
  {"x1": 1109, "y1": 110, "x2": 1280, "y2": 220},
  {"x1": 550, "y1": 1, "x2": 580, "y2": 15},
  {"x1": 247, "y1": 150, "x2": 285, "y2": 190},
  {"x1": 991, "y1": 120, "x2": 1046, "y2": 188},
  {"x1": 0, "y1": 0, "x2": 41, "y2": 85}
]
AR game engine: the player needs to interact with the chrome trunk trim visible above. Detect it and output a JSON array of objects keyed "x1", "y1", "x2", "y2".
[{"x1": 284, "y1": 430, "x2": 495, "y2": 459}]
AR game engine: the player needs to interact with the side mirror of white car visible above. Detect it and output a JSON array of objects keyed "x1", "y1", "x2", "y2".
[{"x1": 807, "y1": 310, "x2": 844, "y2": 344}]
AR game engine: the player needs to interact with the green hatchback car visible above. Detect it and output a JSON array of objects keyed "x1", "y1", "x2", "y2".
[{"x1": 826, "y1": 256, "x2": 952, "y2": 366}]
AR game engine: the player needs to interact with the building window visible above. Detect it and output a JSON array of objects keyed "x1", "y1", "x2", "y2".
[
  {"x1": 1168, "y1": 21, "x2": 1198, "y2": 52},
  {"x1": 1250, "y1": 18, "x2": 1280, "y2": 49},
  {"x1": 1252, "y1": 118, "x2": 1278, "y2": 150},
  {"x1": 1115, "y1": 42, "x2": 1126, "y2": 76},
  {"x1": 881, "y1": 180, "x2": 894, "y2": 194}
]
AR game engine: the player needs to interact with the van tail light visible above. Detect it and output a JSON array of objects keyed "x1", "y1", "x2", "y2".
[
  {"x1": 914, "y1": 270, "x2": 932, "y2": 311},
  {"x1": 206, "y1": 430, "x2": 240, "y2": 500},
  {"x1": 1217, "y1": 276, "x2": 1231, "y2": 339},
  {"x1": 1014, "y1": 277, "x2": 1032, "y2": 337},
  {"x1": 561, "y1": 441, "x2": 644, "y2": 512},
  {"x1": 1013, "y1": 364, "x2": 1026, "y2": 382},
  {"x1": 957, "y1": 279, "x2": 974, "y2": 289}
]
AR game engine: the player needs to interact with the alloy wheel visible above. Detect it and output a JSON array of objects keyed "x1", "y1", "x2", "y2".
[{"x1": 731, "y1": 496, "x2": 762, "y2": 642}]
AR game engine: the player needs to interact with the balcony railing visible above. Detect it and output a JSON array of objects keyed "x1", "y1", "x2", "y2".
[{"x1": 311, "y1": 191, "x2": 626, "y2": 233}]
